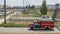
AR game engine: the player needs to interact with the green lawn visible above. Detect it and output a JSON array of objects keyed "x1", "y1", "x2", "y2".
[
  {"x1": 0, "y1": 16, "x2": 4, "y2": 19},
  {"x1": 0, "y1": 20, "x2": 33, "y2": 27},
  {"x1": 0, "y1": 22, "x2": 28, "y2": 27},
  {"x1": 0, "y1": 21, "x2": 60, "y2": 27}
]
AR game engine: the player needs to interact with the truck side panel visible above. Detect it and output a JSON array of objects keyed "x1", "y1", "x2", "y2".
[{"x1": 39, "y1": 21, "x2": 54, "y2": 29}]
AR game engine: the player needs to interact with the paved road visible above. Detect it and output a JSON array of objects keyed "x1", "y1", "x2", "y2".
[{"x1": 0, "y1": 27, "x2": 60, "y2": 33}]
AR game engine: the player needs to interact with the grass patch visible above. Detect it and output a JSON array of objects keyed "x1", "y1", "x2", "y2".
[
  {"x1": 0, "y1": 13, "x2": 10, "y2": 19},
  {"x1": 47, "y1": 11, "x2": 54, "y2": 17},
  {"x1": 0, "y1": 23, "x2": 28, "y2": 27},
  {"x1": 23, "y1": 8, "x2": 40, "y2": 17},
  {"x1": 0, "y1": 16, "x2": 4, "y2": 19},
  {"x1": 56, "y1": 22, "x2": 60, "y2": 27},
  {"x1": 0, "y1": 20, "x2": 33, "y2": 27},
  {"x1": 6, "y1": 13, "x2": 10, "y2": 16}
]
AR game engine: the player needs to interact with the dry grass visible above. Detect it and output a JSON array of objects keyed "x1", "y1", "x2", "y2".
[
  {"x1": 9, "y1": 20, "x2": 33, "y2": 24},
  {"x1": 56, "y1": 22, "x2": 60, "y2": 27},
  {"x1": 47, "y1": 11, "x2": 54, "y2": 17},
  {"x1": 8, "y1": 10, "x2": 60, "y2": 27}
]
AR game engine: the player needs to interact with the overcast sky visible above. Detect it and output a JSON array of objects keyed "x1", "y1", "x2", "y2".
[{"x1": 0, "y1": 0, "x2": 60, "y2": 6}]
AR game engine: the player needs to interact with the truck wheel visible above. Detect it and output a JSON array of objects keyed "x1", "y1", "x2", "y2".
[
  {"x1": 30, "y1": 27, "x2": 34, "y2": 30},
  {"x1": 45, "y1": 27, "x2": 50, "y2": 30}
]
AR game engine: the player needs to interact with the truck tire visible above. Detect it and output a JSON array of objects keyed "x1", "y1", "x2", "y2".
[
  {"x1": 30, "y1": 27, "x2": 34, "y2": 30},
  {"x1": 45, "y1": 27, "x2": 50, "y2": 30}
]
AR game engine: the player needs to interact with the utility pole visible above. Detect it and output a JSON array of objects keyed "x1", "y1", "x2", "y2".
[
  {"x1": 53, "y1": 4, "x2": 60, "y2": 30},
  {"x1": 52, "y1": 4, "x2": 59, "y2": 21},
  {"x1": 4, "y1": 0, "x2": 6, "y2": 24}
]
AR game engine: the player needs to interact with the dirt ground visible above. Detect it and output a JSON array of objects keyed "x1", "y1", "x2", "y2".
[
  {"x1": 0, "y1": 32, "x2": 60, "y2": 34},
  {"x1": 8, "y1": 20, "x2": 34, "y2": 25}
]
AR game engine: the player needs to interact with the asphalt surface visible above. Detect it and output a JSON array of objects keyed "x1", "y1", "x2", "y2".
[{"x1": 0, "y1": 27, "x2": 60, "y2": 33}]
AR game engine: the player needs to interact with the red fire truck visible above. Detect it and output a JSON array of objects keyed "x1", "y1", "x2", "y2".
[{"x1": 29, "y1": 16, "x2": 54, "y2": 30}]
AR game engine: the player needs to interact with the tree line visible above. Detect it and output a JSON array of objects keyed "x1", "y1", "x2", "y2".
[{"x1": 26, "y1": 0, "x2": 47, "y2": 15}]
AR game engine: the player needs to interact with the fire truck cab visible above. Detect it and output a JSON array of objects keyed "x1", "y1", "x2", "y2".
[{"x1": 29, "y1": 16, "x2": 54, "y2": 30}]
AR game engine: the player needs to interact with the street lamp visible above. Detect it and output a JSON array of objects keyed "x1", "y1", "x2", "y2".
[{"x1": 4, "y1": 0, "x2": 6, "y2": 24}]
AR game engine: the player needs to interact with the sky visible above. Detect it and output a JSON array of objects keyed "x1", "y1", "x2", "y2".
[{"x1": 0, "y1": 0, "x2": 60, "y2": 6}]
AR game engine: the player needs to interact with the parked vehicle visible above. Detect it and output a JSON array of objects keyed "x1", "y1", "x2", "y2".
[{"x1": 29, "y1": 16, "x2": 54, "y2": 30}]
